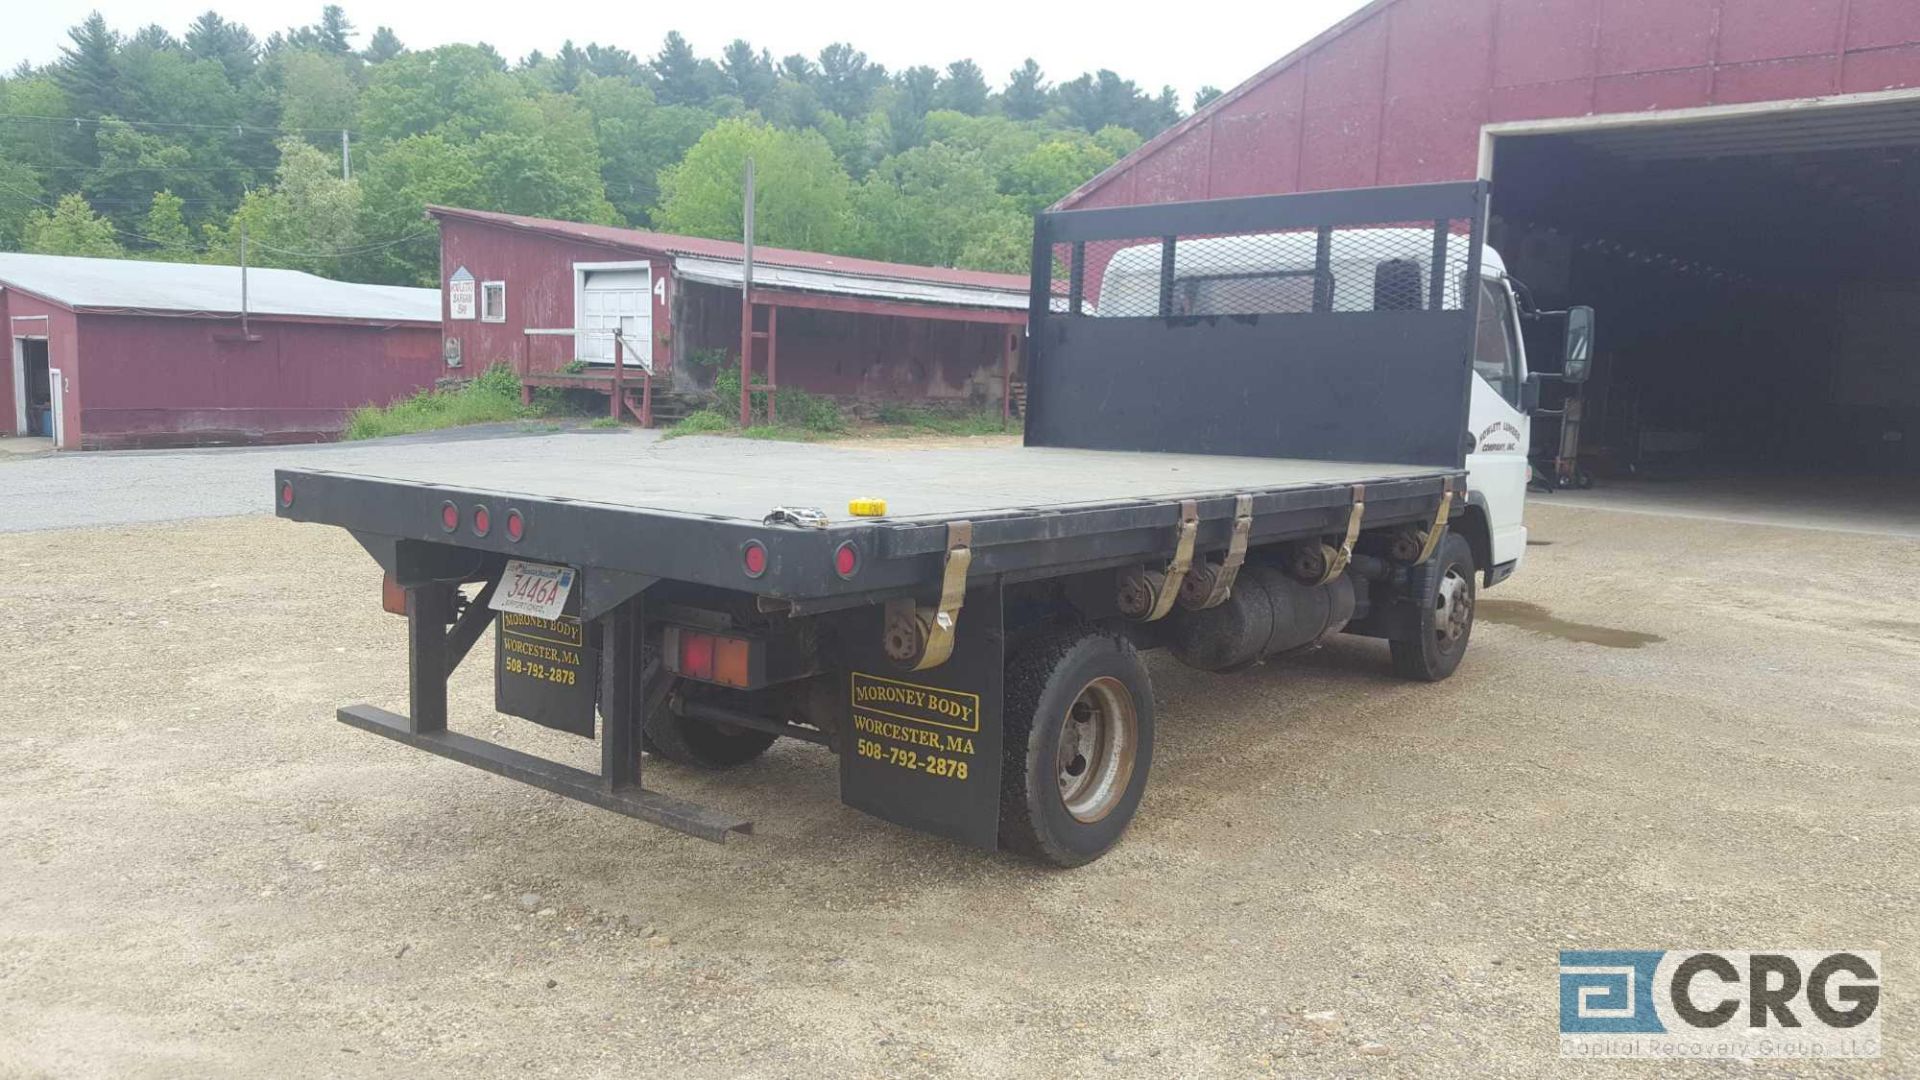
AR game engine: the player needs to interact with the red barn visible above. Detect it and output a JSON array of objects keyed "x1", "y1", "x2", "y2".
[
  {"x1": 427, "y1": 207, "x2": 1030, "y2": 421},
  {"x1": 1063, "y1": 0, "x2": 1920, "y2": 476},
  {"x1": 0, "y1": 254, "x2": 441, "y2": 450}
]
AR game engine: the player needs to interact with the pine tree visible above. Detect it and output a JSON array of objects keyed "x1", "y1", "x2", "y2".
[
  {"x1": 1001, "y1": 59, "x2": 1049, "y2": 121},
  {"x1": 54, "y1": 13, "x2": 122, "y2": 119},
  {"x1": 934, "y1": 60, "x2": 989, "y2": 116},
  {"x1": 363, "y1": 26, "x2": 404, "y2": 64},
  {"x1": 185, "y1": 12, "x2": 258, "y2": 83}
]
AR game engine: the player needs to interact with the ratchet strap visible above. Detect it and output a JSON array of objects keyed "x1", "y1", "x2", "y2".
[
  {"x1": 1313, "y1": 484, "x2": 1366, "y2": 585},
  {"x1": 907, "y1": 520, "x2": 973, "y2": 671},
  {"x1": 1190, "y1": 494, "x2": 1253, "y2": 609},
  {"x1": 1414, "y1": 478, "x2": 1455, "y2": 565},
  {"x1": 1142, "y1": 500, "x2": 1198, "y2": 622}
]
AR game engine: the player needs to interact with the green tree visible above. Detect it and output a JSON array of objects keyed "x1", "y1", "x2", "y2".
[
  {"x1": 888, "y1": 66, "x2": 937, "y2": 153},
  {"x1": 354, "y1": 134, "x2": 480, "y2": 283},
  {"x1": 0, "y1": 159, "x2": 46, "y2": 249},
  {"x1": 999, "y1": 59, "x2": 1049, "y2": 121},
  {"x1": 362, "y1": 26, "x2": 405, "y2": 64},
  {"x1": 1193, "y1": 85, "x2": 1224, "y2": 111},
  {"x1": 654, "y1": 118, "x2": 852, "y2": 250},
  {"x1": 184, "y1": 12, "x2": 258, "y2": 84},
  {"x1": 83, "y1": 118, "x2": 210, "y2": 232},
  {"x1": 54, "y1": 13, "x2": 122, "y2": 120},
  {"x1": 577, "y1": 76, "x2": 715, "y2": 225},
  {"x1": 141, "y1": 190, "x2": 195, "y2": 259},
  {"x1": 278, "y1": 49, "x2": 359, "y2": 134},
  {"x1": 22, "y1": 193, "x2": 124, "y2": 257},
  {"x1": 720, "y1": 40, "x2": 774, "y2": 108},
  {"x1": 357, "y1": 44, "x2": 533, "y2": 143},
  {"x1": 815, "y1": 43, "x2": 884, "y2": 119},
  {"x1": 652, "y1": 31, "x2": 722, "y2": 106},
  {"x1": 204, "y1": 137, "x2": 360, "y2": 274},
  {"x1": 853, "y1": 142, "x2": 1021, "y2": 268},
  {"x1": 934, "y1": 60, "x2": 989, "y2": 116},
  {"x1": 1003, "y1": 135, "x2": 1121, "y2": 214}
]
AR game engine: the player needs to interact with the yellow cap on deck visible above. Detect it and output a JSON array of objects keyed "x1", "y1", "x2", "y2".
[{"x1": 848, "y1": 497, "x2": 888, "y2": 517}]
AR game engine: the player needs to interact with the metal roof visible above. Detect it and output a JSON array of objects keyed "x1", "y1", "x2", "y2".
[
  {"x1": 672, "y1": 257, "x2": 1028, "y2": 311},
  {"x1": 426, "y1": 206, "x2": 1032, "y2": 297},
  {"x1": 0, "y1": 253, "x2": 440, "y2": 323}
]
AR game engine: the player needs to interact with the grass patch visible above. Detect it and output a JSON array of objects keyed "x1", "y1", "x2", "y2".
[
  {"x1": 867, "y1": 403, "x2": 1009, "y2": 438},
  {"x1": 343, "y1": 364, "x2": 532, "y2": 441},
  {"x1": 584, "y1": 415, "x2": 624, "y2": 429}
]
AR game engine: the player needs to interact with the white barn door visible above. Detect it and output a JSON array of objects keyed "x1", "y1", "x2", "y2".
[{"x1": 579, "y1": 268, "x2": 652, "y2": 364}]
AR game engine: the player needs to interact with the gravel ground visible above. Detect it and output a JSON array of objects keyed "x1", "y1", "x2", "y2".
[{"x1": 0, "y1": 501, "x2": 1914, "y2": 1078}]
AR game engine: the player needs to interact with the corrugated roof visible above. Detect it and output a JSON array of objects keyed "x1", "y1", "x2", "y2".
[
  {"x1": 672, "y1": 256, "x2": 1028, "y2": 311},
  {"x1": 427, "y1": 206, "x2": 1031, "y2": 295},
  {"x1": 0, "y1": 252, "x2": 440, "y2": 323}
]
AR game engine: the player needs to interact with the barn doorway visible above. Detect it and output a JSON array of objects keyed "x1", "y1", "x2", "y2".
[
  {"x1": 12, "y1": 336, "x2": 51, "y2": 438},
  {"x1": 1485, "y1": 90, "x2": 1920, "y2": 527}
]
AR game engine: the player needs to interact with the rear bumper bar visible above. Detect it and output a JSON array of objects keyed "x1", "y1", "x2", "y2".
[{"x1": 339, "y1": 704, "x2": 752, "y2": 843}]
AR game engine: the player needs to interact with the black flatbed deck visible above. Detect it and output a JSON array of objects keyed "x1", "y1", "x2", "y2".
[{"x1": 278, "y1": 436, "x2": 1460, "y2": 605}]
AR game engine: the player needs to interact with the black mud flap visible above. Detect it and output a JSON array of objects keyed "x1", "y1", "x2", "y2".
[
  {"x1": 837, "y1": 585, "x2": 1004, "y2": 850},
  {"x1": 495, "y1": 611, "x2": 599, "y2": 737}
]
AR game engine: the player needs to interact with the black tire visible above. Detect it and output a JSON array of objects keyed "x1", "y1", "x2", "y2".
[
  {"x1": 1390, "y1": 531, "x2": 1476, "y2": 682},
  {"x1": 643, "y1": 705, "x2": 777, "y2": 769},
  {"x1": 999, "y1": 626, "x2": 1154, "y2": 867}
]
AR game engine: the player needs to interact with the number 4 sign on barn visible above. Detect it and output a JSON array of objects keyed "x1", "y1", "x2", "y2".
[{"x1": 488, "y1": 560, "x2": 576, "y2": 621}]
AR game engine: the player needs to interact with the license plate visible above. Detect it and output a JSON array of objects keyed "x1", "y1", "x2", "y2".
[{"x1": 489, "y1": 559, "x2": 576, "y2": 620}]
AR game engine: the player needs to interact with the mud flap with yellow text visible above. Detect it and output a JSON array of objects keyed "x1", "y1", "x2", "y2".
[{"x1": 838, "y1": 584, "x2": 1003, "y2": 849}]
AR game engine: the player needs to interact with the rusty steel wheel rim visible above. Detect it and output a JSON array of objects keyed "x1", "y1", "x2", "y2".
[{"x1": 1056, "y1": 676, "x2": 1138, "y2": 823}]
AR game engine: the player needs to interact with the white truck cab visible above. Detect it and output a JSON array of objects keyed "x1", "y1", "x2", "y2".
[{"x1": 1094, "y1": 231, "x2": 1593, "y2": 589}]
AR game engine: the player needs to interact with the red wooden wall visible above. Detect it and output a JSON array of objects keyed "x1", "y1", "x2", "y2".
[{"x1": 1063, "y1": 0, "x2": 1920, "y2": 209}]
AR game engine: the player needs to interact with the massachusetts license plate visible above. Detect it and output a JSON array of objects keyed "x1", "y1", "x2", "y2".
[{"x1": 488, "y1": 560, "x2": 576, "y2": 620}]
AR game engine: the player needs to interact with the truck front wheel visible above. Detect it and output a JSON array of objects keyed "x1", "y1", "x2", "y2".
[
  {"x1": 1390, "y1": 531, "x2": 1476, "y2": 682},
  {"x1": 999, "y1": 627, "x2": 1154, "y2": 867}
]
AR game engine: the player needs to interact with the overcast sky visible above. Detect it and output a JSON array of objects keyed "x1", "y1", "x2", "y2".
[{"x1": 5, "y1": 0, "x2": 1365, "y2": 105}]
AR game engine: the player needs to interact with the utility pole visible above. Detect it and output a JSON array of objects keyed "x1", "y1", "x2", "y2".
[
  {"x1": 737, "y1": 157, "x2": 755, "y2": 427},
  {"x1": 341, "y1": 129, "x2": 352, "y2": 180},
  {"x1": 239, "y1": 222, "x2": 250, "y2": 339}
]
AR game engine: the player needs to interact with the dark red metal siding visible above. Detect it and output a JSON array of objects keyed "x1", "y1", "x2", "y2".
[
  {"x1": 438, "y1": 218, "x2": 673, "y2": 377},
  {"x1": 71, "y1": 313, "x2": 440, "y2": 449},
  {"x1": 0, "y1": 290, "x2": 81, "y2": 444},
  {"x1": 1063, "y1": 0, "x2": 1920, "y2": 208}
]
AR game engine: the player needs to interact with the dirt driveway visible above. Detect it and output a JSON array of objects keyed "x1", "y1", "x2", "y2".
[{"x1": 1, "y1": 502, "x2": 1914, "y2": 1078}]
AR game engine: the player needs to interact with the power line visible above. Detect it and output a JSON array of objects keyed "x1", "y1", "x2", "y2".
[{"x1": 0, "y1": 113, "x2": 358, "y2": 137}]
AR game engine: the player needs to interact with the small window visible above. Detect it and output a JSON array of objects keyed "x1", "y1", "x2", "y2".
[
  {"x1": 1473, "y1": 278, "x2": 1521, "y2": 405},
  {"x1": 481, "y1": 281, "x2": 506, "y2": 323}
]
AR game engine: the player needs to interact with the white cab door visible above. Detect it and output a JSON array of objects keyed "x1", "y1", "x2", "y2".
[
  {"x1": 579, "y1": 268, "x2": 651, "y2": 364},
  {"x1": 1463, "y1": 278, "x2": 1530, "y2": 569}
]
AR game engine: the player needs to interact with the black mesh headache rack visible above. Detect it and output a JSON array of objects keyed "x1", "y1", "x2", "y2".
[{"x1": 274, "y1": 180, "x2": 1491, "y2": 857}]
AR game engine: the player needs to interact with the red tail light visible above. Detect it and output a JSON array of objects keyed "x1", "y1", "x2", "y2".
[
  {"x1": 742, "y1": 541, "x2": 768, "y2": 578},
  {"x1": 440, "y1": 501, "x2": 459, "y2": 532},
  {"x1": 278, "y1": 480, "x2": 294, "y2": 508},
  {"x1": 834, "y1": 541, "x2": 859, "y2": 578},
  {"x1": 381, "y1": 573, "x2": 407, "y2": 615},
  {"x1": 679, "y1": 631, "x2": 715, "y2": 680},
  {"x1": 472, "y1": 505, "x2": 491, "y2": 537},
  {"x1": 665, "y1": 627, "x2": 754, "y2": 688},
  {"x1": 505, "y1": 509, "x2": 524, "y2": 542}
]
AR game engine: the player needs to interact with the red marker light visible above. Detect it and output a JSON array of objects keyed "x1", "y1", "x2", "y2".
[
  {"x1": 440, "y1": 501, "x2": 459, "y2": 532},
  {"x1": 278, "y1": 480, "x2": 294, "y2": 508},
  {"x1": 834, "y1": 541, "x2": 858, "y2": 578},
  {"x1": 742, "y1": 541, "x2": 768, "y2": 578},
  {"x1": 472, "y1": 505, "x2": 491, "y2": 537},
  {"x1": 679, "y1": 631, "x2": 716, "y2": 680},
  {"x1": 505, "y1": 509, "x2": 524, "y2": 542}
]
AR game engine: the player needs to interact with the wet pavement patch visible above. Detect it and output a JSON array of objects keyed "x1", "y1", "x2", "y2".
[{"x1": 1478, "y1": 600, "x2": 1664, "y2": 649}]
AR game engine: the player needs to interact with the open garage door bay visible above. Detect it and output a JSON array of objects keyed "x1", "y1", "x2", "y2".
[{"x1": 1487, "y1": 91, "x2": 1920, "y2": 490}]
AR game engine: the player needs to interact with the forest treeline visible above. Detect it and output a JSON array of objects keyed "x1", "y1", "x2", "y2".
[{"x1": 0, "y1": 7, "x2": 1224, "y2": 284}]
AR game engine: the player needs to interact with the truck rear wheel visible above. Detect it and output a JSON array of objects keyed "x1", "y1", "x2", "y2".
[
  {"x1": 999, "y1": 627, "x2": 1154, "y2": 867},
  {"x1": 1390, "y1": 531, "x2": 1476, "y2": 682}
]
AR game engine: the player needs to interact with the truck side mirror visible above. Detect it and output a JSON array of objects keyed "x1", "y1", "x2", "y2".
[
  {"x1": 1522, "y1": 372, "x2": 1542, "y2": 414},
  {"x1": 1563, "y1": 305, "x2": 1595, "y2": 384}
]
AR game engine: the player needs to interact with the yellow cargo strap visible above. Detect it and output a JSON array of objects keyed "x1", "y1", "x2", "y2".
[
  {"x1": 1313, "y1": 484, "x2": 1365, "y2": 585},
  {"x1": 884, "y1": 520, "x2": 973, "y2": 671},
  {"x1": 1414, "y1": 478, "x2": 1455, "y2": 564},
  {"x1": 1189, "y1": 494, "x2": 1253, "y2": 609},
  {"x1": 1141, "y1": 500, "x2": 1198, "y2": 622}
]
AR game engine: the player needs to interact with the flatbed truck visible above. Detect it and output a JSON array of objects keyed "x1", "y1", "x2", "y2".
[{"x1": 275, "y1": 181, "x2": 1592, "y2": 866}]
